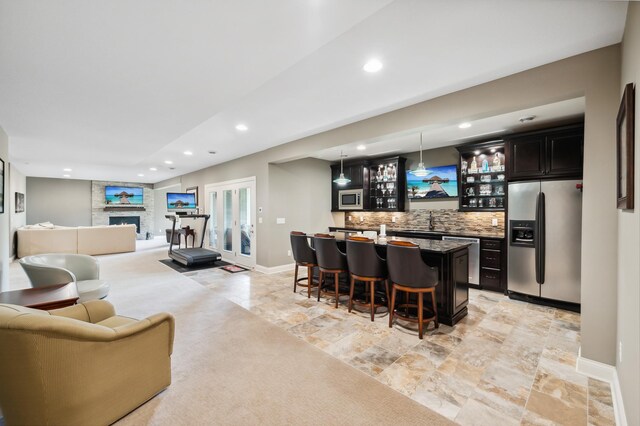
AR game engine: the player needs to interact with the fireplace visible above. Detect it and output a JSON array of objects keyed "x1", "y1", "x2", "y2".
[{"x1": 109, "y1": 216, "x2": 140, "y2": 234}]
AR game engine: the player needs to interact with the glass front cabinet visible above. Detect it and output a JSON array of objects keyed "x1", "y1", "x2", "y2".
[
  {"x1": 368, "y1": 156, "x2": 406, "y2": 212},
  {"x1": 456, "y1": 141, "x2": 506, "y2": 212}
]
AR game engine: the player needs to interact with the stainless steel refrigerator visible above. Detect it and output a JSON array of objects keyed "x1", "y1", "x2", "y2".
[{"x1": 507, "y1": 180, "x2": 582, "y2": 304}]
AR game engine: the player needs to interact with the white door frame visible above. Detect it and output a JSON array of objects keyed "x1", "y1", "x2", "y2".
[{"x1": 204, "y1": 176, "x2": 256, "y2": 268}]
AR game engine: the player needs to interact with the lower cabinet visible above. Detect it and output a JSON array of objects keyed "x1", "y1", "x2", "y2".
[{"x1": 480, "y1": 238, "x2": 506, "y2": 293}]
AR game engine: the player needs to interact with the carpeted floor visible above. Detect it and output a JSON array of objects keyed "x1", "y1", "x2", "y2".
[{"x1": 9, "y1": 240, "x2": 451, "y2": 425}]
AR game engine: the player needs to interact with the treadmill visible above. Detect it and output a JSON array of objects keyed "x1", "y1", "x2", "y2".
[{"x1": 165, "y1": 214, "x2": 222, "y2": 266}]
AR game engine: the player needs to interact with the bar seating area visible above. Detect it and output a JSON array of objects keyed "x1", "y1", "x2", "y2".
[
  {"x1": 313, "y1": 234, "x2": 350, "y2": 308},
  {"x1": 345, "y1": 236, "x2": 390, "y2": 322},
  {"x1": 387, "y1": 240, "x2": 439, "y2": 339},
  {"x1": 290, "y1": 231, "x2": 443, "y2": 338},
  {"x1": 289, "y1": 231, "x2": 319, "y2": 298}
]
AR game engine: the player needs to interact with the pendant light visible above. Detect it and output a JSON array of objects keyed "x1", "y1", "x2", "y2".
[
  {"x1": 411, "y1": 132, "x2": 429, "y2": 177},
  {"x1": 333, "y1": 150, "x2": 351, "y2": 186}
]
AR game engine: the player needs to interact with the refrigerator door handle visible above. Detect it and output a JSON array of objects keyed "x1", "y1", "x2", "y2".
[{"x1": 535, "y1": 191, "x2": 546, "y2": 284}]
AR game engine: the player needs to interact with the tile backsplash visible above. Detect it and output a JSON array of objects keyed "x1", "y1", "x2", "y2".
[{"x1": 344, "y1": 209, "x2": 505, "y2": 237}]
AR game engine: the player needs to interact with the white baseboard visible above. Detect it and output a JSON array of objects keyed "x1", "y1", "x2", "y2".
[
  {"x1": 576, "y1": 348, "x2": 627, "y2": 426},
  {"x1": 255, "y1": 263, "x2": 295, "y2": 274},
  {"x1": 9, "y1": 255, "x2": 15, "y2": 262}
]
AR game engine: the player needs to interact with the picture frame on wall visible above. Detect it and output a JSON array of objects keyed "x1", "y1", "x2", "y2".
[
  {"x1": 15, "y1": 192, "x2": 25, "y2": 213},
  {"x1": 0, "y1": 158, "x2": 4, "y2": 214},
  {"x1": 616, "y1": 82, "x2": 635, "y2": 210},
  {"x1": 186, "y1": 186, "x2": 199, "y2": 207}
]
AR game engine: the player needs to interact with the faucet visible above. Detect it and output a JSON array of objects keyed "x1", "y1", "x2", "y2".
[{"x1": 428, "y1": 210, "x2": 435, "y2": 231}]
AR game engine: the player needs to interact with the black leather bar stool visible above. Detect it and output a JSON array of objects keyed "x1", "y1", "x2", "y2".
[
  {"x1": 346, "y1": 236, "x2": 390, "y2": 322},
  {"x1": 387, "y1": 240, "x2": 439, "y2": 339},
  {"x1": 313, "y1": 234, "x2": 350, "y2": 308},
  {"x1": 290, "y1": 231, "x2": 318, "y2": 298}
]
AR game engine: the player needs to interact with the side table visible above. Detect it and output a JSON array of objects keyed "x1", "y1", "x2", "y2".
[{"x1": 0, "y1": 283, "x2": 79, "y2": 310}]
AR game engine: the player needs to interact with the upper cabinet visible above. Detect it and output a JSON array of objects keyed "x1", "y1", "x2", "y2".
[
  {"x1": 506, "y1": 123, "x2": 584, "y2": 181},
  {"x1": 368, "y1": 156, "x2": 406, "y2": 212},
  {"x1": 456, "y1": 141, "x2": 506, "y2": 212},
  {"x1": 330, "y1": 159, "x2": 370, "y2": 211},
  {"x1": 330, "y1": 156, "x2": 406, "y2": 212}
]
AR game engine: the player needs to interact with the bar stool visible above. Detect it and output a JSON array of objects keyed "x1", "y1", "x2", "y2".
[
  {"x1": 313, "y1": 234, "x2": 350, "y2": 308},
  {"x1": 290, "y1": 231, "x2": 318, "y2": 298},
  {"x1": 346, "y1": 236, "x2": 390, "y2": 322},
  {"x1": 386, "y1": 240, "x2": 439, "y2": 339}
]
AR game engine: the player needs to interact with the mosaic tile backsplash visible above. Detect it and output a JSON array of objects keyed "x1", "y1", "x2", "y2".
[{"x1": 343, "y1": 209, "x2": 505, "y2": 238}]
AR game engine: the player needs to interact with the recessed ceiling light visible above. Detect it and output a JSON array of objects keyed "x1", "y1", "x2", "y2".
[
  {"x1": 208, "y1": 150, "x2": 217, "y2": 155},
  {"x1": 459, "y1": 122, "x2": 472, "y2": 129},
  {"x1": 357, "y1": 145, "x2": 366, "y2": 151},
  {"x1": 183, "y1": 151, "x2": 193, "y2": 156},
  {"x1": 235, "y1": 124, "x2": 248, "y2": 132},
  {"x1": 164, "y1": 160, "x2": 173, "y2": 164},
  {"x1": 474, "y1": 150, "x2": 480, "y2": 155},
  {"x1": 490, "y1": 148, "x2": 496, "y2": 153},
  {"x1": 63, "y1": 168, "x2": 72, "y2": 172},
  {"x1": 149, "y1": 167, "x2": 157, "y2": 171},
  {"x1": 63, "y1": 174, "x2": 70, "y2": 178},
  {"x1": 137, "y1": 173, "x2": 144, "y2": 177},
  {"x1": 363, "y1": 59, "x2": 383, "y2": 73}
]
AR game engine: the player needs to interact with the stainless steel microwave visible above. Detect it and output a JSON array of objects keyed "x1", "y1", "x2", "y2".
[{"x1": 338, "y1": 189, "x2": 363, "y2": 210}]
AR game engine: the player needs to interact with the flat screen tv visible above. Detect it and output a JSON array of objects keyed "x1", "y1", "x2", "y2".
[
  {"x1": 167, "y1": 192, "x2": 197, "y2": 210},
  {"x1": 105, "y1": 186, "x2": 144, "y2": 205},
  {"x1": 407, "y1": 164, "x2": 458, "y2": 199}
]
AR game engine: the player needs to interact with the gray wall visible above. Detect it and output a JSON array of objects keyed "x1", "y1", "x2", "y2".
[
  {"x1": 617, "y1": 3, "x2": 640, "y2": 424},
  {"x1": 0, "y1": 126, "x2": 9, "y2": 291},
  {"x1": 268, "y1": 158, "x2": 335, "y2": 266},
  {"x1": 26, "y1": 177, "x2": 92, "y2": 226},
  {"x1": 9, "y1": 164, "x2": 26, "y2": 256}
]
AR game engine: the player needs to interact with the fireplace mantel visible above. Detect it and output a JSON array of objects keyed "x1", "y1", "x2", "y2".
[{"x1": 103, "y1": 206, "x2": 146, "y2": 212}]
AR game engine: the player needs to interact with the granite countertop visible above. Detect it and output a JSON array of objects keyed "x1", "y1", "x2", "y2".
[
  {"x1": 329, "y1": 232, "x2": 471, "y2": 254},
  {"x1": 329, "y1": 226, "x2": 505, "y2": 239}
]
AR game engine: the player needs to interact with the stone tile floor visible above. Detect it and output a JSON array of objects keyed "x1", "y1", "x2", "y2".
[{"x1": 188, "y1": 268, "x2": 614, "y2": 426}]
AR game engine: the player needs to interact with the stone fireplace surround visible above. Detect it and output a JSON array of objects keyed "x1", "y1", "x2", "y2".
[{"x1": 91, "y1": 181, "x2": 154, "y2": 237}]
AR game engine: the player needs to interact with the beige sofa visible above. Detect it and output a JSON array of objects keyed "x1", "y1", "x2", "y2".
[
  {"x1": 0, "y1": 301, "x2": 174, "y2": 426},
  {"x1": 17, "y1": 224, "x2": 136, "y2": 258}
]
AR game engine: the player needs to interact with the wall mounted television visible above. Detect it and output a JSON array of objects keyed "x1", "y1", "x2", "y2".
[
  {"x1": 167, "y1": 192, "x2": 197, "y2": 210},
  {"x1": 406, "y1": 164, "x2": 458, "y2": 199},
  {"x1": 105, "y1": 186, "x2": 144, "y2": 205}
]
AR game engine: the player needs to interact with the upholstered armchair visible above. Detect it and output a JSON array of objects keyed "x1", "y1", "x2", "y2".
[
  {"x1": 19, "y1": 253, "x2": 110, "y2": 302},
  {"x1": 0, "y1": 301, "x2": 174, "y2": 426}
]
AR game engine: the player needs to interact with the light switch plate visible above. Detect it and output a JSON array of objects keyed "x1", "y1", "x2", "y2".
[
  {"x1": 491, "y1": 218, "x2": 498, "y2": 227},
  {"x1": 276, "y1": 217, "x2": 286, "y2": 224},
  {"x1": 258, "y1": 217, "x2": 263, "y2": 224},
  {"x1": 391, "y1": 216, "x2": 396, "y2": 223}
]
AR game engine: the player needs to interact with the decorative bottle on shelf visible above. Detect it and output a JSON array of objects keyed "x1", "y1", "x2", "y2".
[
  {"x1": 482, "y1": 158, "x2": 489, "y2": 173},
  {"x1": 383, "y1": 165, "x2": 389, "y2": 182},
  {"x1": 470, "y1": 156, "x2": 478, "y2": 173},
  {"x1": 492, "y1": 153, "x2": 501, "y2": 169},
  {"x1": 461, "y1": 160, "x2": 467, "y2": 174}
]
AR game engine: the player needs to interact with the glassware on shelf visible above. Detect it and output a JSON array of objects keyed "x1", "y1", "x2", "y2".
[
  {"x1": 489, "y1": 198, "x2": 497, "y2": 208},
  {"x1": 461, "y1": 160, "x2": 468, "y2": 174},
  {"x1": 481, "y1": 158, "x2": 489, "y2": 173},
  {"x1": 469, "y1": 198, "x2": 477, "y2": 207}
]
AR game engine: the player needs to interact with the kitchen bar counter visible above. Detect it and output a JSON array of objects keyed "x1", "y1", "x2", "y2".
[
  {"x1": 318, "y1": 232, "x2": 470, "y2": 326},
  {"x1": 330, "y1": 232, "x2": 471, "y2": 253},
  {"x1": 329, "y1": 226, "x2": 504, "y2": 239}
]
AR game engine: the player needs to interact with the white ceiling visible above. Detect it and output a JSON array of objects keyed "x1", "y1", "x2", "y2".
[
  {"x1": 0, "y1": 0, "x2": 628, "y2": 183},
  {"x1": 310, "y1": 97, "x2": 586, "y2": 162}
]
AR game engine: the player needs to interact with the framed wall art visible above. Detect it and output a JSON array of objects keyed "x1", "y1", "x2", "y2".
[{"x1": 617, "y1": 82, "x2": 635, "y2": 210}]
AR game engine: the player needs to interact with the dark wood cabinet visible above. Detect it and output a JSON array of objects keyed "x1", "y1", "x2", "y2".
[
  {"x1": 330, "y1": 160, "x2": 369, "y2": 211},
  {"x1": 368, "y1": 156, "x2": 406, "y2": 212},
  {"x1": 506, "y1": 123, "x2": 584, "y2": 181},
  {"x1": 456, "y1": 140, "x2": 506, "y2": 212},
  {"x1": 479, "y1": 238, "x2": 506, "y2": 293},
  {"x1": 330, "y1": 156, "x2": 406, "y2": 212}
]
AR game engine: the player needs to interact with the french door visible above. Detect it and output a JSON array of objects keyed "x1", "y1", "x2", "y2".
[{"x1": 204, "y1": 177, "x2": 256, "y2": 268}]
